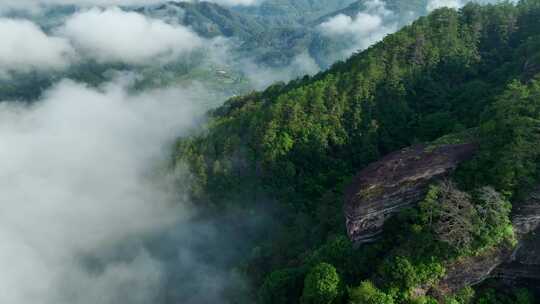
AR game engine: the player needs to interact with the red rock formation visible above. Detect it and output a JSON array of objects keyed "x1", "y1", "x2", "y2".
[{"x1": 344, "y1": 143, "x2": 477, "y2": 244}]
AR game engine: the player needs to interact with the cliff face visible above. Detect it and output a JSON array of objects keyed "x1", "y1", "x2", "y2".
[
  {"x1": 431, "y1": 186, "x2": 540, "y2": 297},
  {"x1": 493, "y1": 187, "x2": 540, "y2": 285},
  {"x1": 344, "y1": 143, "x2": 540, "y2": 296},
  {"x1": 511, "y1": 187, "x2": 540, "y2": 237},
  {"x1": 344, "y1": 143, "x2": 477, "y2": 244},
  {"x1": 495, "y1": 228, "x2": 540, "y2": 283}
]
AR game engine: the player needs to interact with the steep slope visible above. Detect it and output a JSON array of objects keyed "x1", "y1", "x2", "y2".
[{"x1": 175, "y1": 1, "x2": 540, "y2": 303}]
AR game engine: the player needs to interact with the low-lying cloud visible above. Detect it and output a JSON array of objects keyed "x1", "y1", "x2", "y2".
[
  {"x1": 0, "y1": 0, "x2": 259, "y2": 13},
  {"x1": 319, "y1": 0, "x2": 396, "y2": 59},
  {"x1": 427, "y1": 0, "x2": 465, "y2": 11},
  {"x1": 58, "y1": 7, "x2": 203, "y2": 64},
  {"x1": 426, "y1": 0, "x2": 519, "y2": 12},
  {"x1": 0, "y1": 78, "x2": 206, "y2": 304},
  {"x1": 0, "y1": 7, "x2": 208, "y2": 75},
  {"x1": 239, "y1": 51, "x2": 321, "y2": 89},
  {"x1": 0, "y1": 18, "x2": 73, "y2": 75}
]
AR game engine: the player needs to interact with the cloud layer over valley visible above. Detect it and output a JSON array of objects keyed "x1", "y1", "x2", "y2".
[
  {"x1": 319, "y1": 0, "x2": 397, "y2": 60},
  {"x1": 59, "y1": 8, "x2": 203, "y2": 64},
  {"x1": 0, "y1": 0, "x2": 259, "y2": 13},
  {"x1": 0, "y1": 18, "x2": 74, "y2": 74},
  {"x1": 0, "y1": 78, "x2": 205, "y2": 304}
]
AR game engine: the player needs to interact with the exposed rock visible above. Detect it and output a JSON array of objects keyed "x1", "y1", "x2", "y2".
[
  {"x1": 429, "y1": 186, "x2": 540, "y2": 297},
  {"x1": 433, "y1": 228, "x2": 540, "y2": 297},
  {"x1": 493, "y1": 187, "x2": 540, "y2": 286},
  {"x1": 430, "y1": 246, "x2": 514, "y2": 298},
  {"x1": 344, "y1": 143, "x2": 477, "y2": 244},
  {"x1": 511, "y1": 186, "x2": 540, "y2": 237},
  {"x1": 494, "y1": 228, "x2": 540, "y2": 282},
  {"x1": 344, "y1": 142, "x2": 540, "y2": 296}
]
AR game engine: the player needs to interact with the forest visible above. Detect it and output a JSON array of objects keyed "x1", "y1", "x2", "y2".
[{"x1": 175, "y1": 1, "x2": 540, "y2": 303}]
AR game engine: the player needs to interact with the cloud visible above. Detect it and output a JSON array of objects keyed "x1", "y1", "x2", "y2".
[
  {"x1": 58, "y1": 8, "x2": 203, "y2": 64},
  {"x1": 319, "y1": 0, "x2": 396, "y2": 58},
  {"x1": 426, "y1": 0, "x2": 519, "y2": 12},
  {"x1": 239, "y1": 51, "x2": 320, "y2": 89},
  {"x1": 426, "y1": 0, "x2": 464, "y2": 11},
  {"x1": 0, "y1": 18, "x2": 74, "y2": 75},
  {"x1": 207, "y1": 0, "x2": 259, "y2": 5},
  {"x1": 0, "y1": 0, "x2": 258, "y2": 13},
  {"x1": 0, "y1": 78, "x2": 207, "y2": 304}
]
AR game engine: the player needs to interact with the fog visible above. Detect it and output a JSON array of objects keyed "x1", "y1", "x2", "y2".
[
  {"x1": 0, "y1": 0, "x2": 259, "y2": 13},
  {"x1": 0, "y1": 78, "x2": 210, "y2": 304},
  {"x1": 0, "y1": 18, "x2": 74, "y2": 75},
  {"x1": 319, "y1": 0, "x2": 397, "y2": 59},
  {"x1": 59, "y1": 7, "x2": 203, "y2": 64}
]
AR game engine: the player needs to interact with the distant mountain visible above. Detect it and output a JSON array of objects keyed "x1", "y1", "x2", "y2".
[
  {"x1": 314, "y1": 0, "x2": 428, "y2": 25},
  {"x1": 232, "y1": 0, "x2": 358, "y2": 25},
  {"x1": 0, "y1": 0, "x2": 434, "y2": 101},
  {"x1": 137, "y1": 2, "x2": 266, "y2": 39}
]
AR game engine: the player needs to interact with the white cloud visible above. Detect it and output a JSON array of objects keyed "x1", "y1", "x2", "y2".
[
  {"x1": 426, "y1": 0, "x2": 519, "y2": 12},
  {"x1": 208, "y1": 0, "x2": 259, "y2": 5},
  {"x1": 0, "y1": 18, "x2": 74, "y2": 74},
  {"x1": 0, "y1": 0, "x2": 258, "y2": 13},
  {"x1": 319, "y1": 0, "x2": 396, "y2": 57},
  {"x1": 427, "y1": 0, "x2": 464, "y2": 11},
  {"x1": 0, "y1": 78, "x2": 204, "y2": 304},
  {"x1": 58, "y1": 8, "x2": 203, "y2": 64},
  {"x1": 240, "y1": 52, "x2": 321, "y2": 89}
]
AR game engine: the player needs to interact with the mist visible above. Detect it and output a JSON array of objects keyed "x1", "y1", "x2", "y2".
[
  {"x1": 0, "y1": 77, "x2": 232, "y2": 304},
  {"x1": 318, "y1": 0, "x2": 398, "y2": 61},
  {"x1": 0, "y1": 0, "x2": 259, "y2": 13},
  {"x1": 0, "y1": 18, "x2": 74, "y2": 75},
  {"x1": 58, "y1": 7, "x2": 203, "y2": 65}
]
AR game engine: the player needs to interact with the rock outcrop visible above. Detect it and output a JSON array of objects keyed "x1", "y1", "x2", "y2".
[
  {"x1": 493, "y1": 186, "x2": 540, "y2": 286},
  {"x1": 429, "y1": 186, "x2": 540, "y2": 297},
  {"x1": 344, "y1": 143, "x2": 477, "y2": 244},
  {"x1": 494, "y1": 228, "x2": 540, "y2": 283},
  {"x1": 511, "y1": 186, "x2": 540, "y2": 237},
  {"x1": 344, "y1": 142, "x2": 540, "y2": 297}
]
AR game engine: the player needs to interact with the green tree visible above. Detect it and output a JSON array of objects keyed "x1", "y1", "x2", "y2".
[
  {"x1": 302, "y1": 263, "x2": 341, "y2": 304},
  {"x1": 348, "y1": 281, "x2": 394, "y2": 304},
  {"x1": 259, "y1": 269, "x2": 302, "y2": 304}
]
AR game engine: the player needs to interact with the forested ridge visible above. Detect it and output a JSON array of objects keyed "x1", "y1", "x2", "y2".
[{"x1": 175, "y1": 1, "x2": 540, "y2": 303}]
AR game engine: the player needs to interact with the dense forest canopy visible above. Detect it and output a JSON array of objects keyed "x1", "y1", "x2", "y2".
[{"x1": 175, "y1": 1, "x2": 540, "y2": 303}]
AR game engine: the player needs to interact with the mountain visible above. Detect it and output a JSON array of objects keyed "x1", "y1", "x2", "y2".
[
  {"x1": 233, "y1": 0, "x2": 358, "y2": 25},
  {"x1": 175, "y1": 1, "x2": 540, "y2": 303},
  {"x1": 138, "y1": 1, "x2": 266, "y2": 39},
  {"x1": 1, "y1": 0, "x2": 367, "y2": 102},
  {"x1": 314, "y1": 0, "x2": 428, "y2": 24}
]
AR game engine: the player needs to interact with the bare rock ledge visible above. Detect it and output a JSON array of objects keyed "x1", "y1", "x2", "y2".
[{"x1": 344, "y1": 143, "x2": 477, "y2": 244}]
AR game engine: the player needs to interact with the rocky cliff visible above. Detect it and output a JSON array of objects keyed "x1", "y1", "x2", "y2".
[
  {"x1": 430, "y1": 186, "x2": 540, "y2": 296},
  {"x1": 345, "y1": 142, "x2": 540, "y2": 296},
  {"x1": 344, "y1": 143, "x2": 477, "y2": 244}
]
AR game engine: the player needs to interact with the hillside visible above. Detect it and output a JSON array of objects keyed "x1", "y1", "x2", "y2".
[{"x1": 175, "y1": 1, "x2": 540, "y2": 303}]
